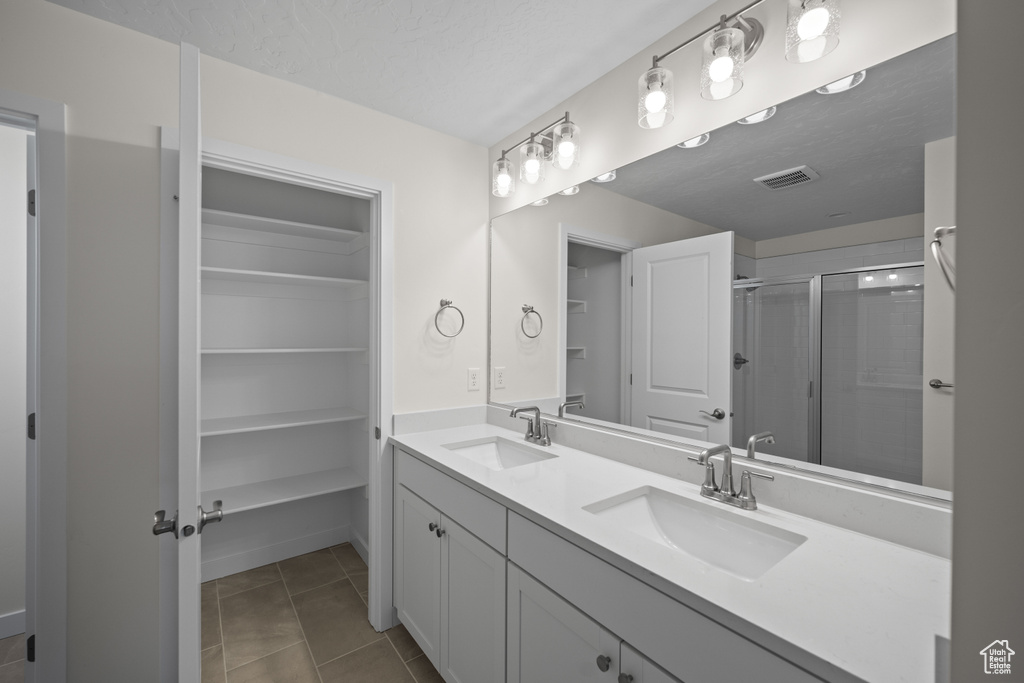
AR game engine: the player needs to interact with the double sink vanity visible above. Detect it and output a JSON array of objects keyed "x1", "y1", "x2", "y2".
[{"x1": 389, "y1": 408, "x2": 951, "y2": 683}]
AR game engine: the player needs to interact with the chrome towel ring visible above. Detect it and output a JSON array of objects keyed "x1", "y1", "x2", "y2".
[
  {"x1": 521, "y1": 305, "x2": 543, "y2": 338},
  {"x1": 435, "y1": 299, "x2": 465, "y2": 338}
]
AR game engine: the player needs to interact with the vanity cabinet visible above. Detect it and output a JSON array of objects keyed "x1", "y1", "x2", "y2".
[
  {"x1": 508, "y1": 563, "x2": 681, "y2": 683},
  {"x1": 394, "y1": 450, "x2": 507, "y2": 683}
]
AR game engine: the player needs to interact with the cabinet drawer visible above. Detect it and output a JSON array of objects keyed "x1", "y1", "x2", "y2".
[
  {"x1": 508, "y1": 513, "x2": 825, "y2": 683},
  {"x1": 396, "y1": 449, "x2": 506, "y2": 553}
]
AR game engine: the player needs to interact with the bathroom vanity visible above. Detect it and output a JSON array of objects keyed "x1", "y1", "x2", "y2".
[{"x1": 390, "y1": 413, "x2": 951, "y2": 683}]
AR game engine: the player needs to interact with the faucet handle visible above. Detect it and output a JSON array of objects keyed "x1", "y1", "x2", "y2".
[
  {"x1": 515, "y1": 413, "x2": 536, "y2": 438},
  {"x1": 538, "y1": 421, "x2": 556, "y2": 446},
  {"x1": 737, "y1": 470, "x2": 774, "y2": 509},
  {"x1": 688, "y1": 456, "x2": 718, "y2": 495}
]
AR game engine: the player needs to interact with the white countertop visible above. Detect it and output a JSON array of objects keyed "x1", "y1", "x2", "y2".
[{"x1": 391, "y1": 423, "x2": 951, "y2": 683}]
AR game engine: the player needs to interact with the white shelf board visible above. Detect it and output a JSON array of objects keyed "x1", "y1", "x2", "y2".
[
  {"x1": 202, "y1": 467, "x2": 366, "y2": 515},
  {"x1": 566, "y1": 347, "x2": 587, "y2": 359},
  {"x1": 566, "y1": 392, "x2": 586, "y2": 403},
  {"x1": 201, "y1": 347, "x2": 367, "y2": 355},
  {"x1": 201, "y1": 267, "x2": 366, "y2": 289},
  {"x1": 201, "y1": 407, "x2": 366, "y2": 437},
  {"x1": 567, "y1": 299, "x2": 587, "y2": 313},
  {"x1": 202, "y1": 208, "x2": 362, "y2": 243},
  {"x1": 567, "y1": 266, "x2": 588, "y2": 280}
]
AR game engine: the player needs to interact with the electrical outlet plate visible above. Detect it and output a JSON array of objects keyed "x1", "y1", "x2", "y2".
[
  {"x1": 468, "y1": 368, "x2": 481, "y2": 391},
  {"x1": 494, "y1": 366, "x2": 506, "y2": 388}
]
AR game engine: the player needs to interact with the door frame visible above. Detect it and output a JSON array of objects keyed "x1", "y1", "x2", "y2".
[
  {"x1": 158, "y1": 132, "x2": 394, "y2": 678},
  {"x1": 558, "y1": 224, "x2": 639, "y2": 423},
  {"x1": 0, "y1": 87, "x2": 69, "y2": 682}
]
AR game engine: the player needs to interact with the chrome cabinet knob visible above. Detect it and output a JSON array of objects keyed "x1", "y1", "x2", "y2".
[
  {"x1": 618, "y1": 675, "x2": 635, "y2": 683},
  {"x1": 596, "y1": 654, "x2": 612, "y2": 672},
  {"x1": 699, "y1": 408, "x2": 726, "y2": 420},
  {"x1": 152, "y1": 509, "x2": 178, "y2": 538},
  {"x1": 436, "y1": 526, "x2": 445, "y2": 538},
  {"x1": 197, "y1": 500, "x2": 223, "y2": 534},
  {"x1": 429, "y1": 522, "x2": 438, "y2": 532}
]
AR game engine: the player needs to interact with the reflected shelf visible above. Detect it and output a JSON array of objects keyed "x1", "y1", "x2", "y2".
[
  {"x1": 566, "y1": 347, "x2": 587, "y2": 359},
  {"x1": 202, "y1": 208, "x2": 362, "y2": 243},
  {"x1": 201, "y1": 467, "x2": 366, "y2": 515},
  {"x1": 201, "y1": 347, "x2": 367, "y2": 355},
  {"x1": 201, "y1": 266, "x2": 367, "y2": 288}
]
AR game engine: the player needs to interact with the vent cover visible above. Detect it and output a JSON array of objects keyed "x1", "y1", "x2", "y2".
[{"x1": 753, "y1": 165, "x2": 820, "y2": 190}]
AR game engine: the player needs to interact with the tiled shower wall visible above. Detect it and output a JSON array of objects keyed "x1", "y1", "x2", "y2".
[{"x1": 754, "y1": 237, "x2": 925, "y2": 278}]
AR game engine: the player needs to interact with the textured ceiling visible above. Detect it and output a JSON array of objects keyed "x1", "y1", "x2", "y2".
[
  {"x1": 48, "y1": 0, "x2": 718, "y2": 146},
  {"x1": 602, "y1": 36, "x2": 957, "y2": 240}
]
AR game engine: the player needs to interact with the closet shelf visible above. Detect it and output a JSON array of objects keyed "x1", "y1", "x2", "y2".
[
  {"x1": 201, "y1": 467, "x2": 366, "y2": 516},
  {"x1": 201, "y1": 347, "x2": 367, "y2": 355},
  {"x1": 566, "y1": 392, "x2": 586, "y2": 403},
  {"x1": 201, "y1": 266, "x2": 367, "y2": 288},
  {"x1": 566, "y1": 347, "x2": 587, "y2": 359},
  {"x1": 202, "y1": 208, "x2": 362, "y2": 243},
  {"x1": 567, "y1": 299, "x2": 587, "y2": 313},
  {"x1": 567, "y1": 265, "x2": 588, "y2": 280},
  {"x1": 201, "y1": 407, "x2": 366, "y2": 437}
]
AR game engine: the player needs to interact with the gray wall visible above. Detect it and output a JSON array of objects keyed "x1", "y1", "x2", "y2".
[{"x1": 952, "y1": 2, "x2": 1024, "y2": 679}]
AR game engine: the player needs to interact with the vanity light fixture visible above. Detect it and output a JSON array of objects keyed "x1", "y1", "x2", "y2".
[
  {"x1": 592, "y1": 170, "x2": 617, "y2": 183},
  {"x1": 678, "y1": 133, "x2": 710, "y2": 148},
  {"x1": 638, "y1": 2, "x2": 764, "y2": 128},
  {"x1": 737, "y1": 106, "x2": 776, "y2": 124},
  {"x1": 491, "y1": 112, "x2": 580, "y2": 198},
  {"x1": 520, "y1": 135, "x2": 546, "y2": 185},
  {"x1": 786, "y1": 0, "x2": 841, "y2": 63},
  {"x1": 816, "y1": 70, "x2": 866, "y2": 94},
  {"x1": 558, "y1": 185, "x2": 580, "y2": 196},
  {"x1": 492, "y1": 156, "x2": 515, "y2": 198}
]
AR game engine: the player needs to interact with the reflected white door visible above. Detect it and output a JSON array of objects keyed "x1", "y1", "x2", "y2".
[{"x1": 630, "y1": 232, "x2": 733, "y2": 443}]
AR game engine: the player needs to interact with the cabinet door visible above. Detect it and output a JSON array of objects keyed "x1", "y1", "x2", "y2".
[
  {"x1": 440, "y1": 517, "x2": 505, "y2": 683},
  {"x1": 619, "y1": 643, "x2": 682, "y2": 683},
  {"x1": 508, "y1": 563, "x2": 618, "y2": 683},
  {"x1": 395, "y1": 486, "x2": 442, "y2": 666}
]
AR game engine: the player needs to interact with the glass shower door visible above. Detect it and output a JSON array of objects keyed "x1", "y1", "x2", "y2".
[
  {"x1": 819, "y1": 267, "x2": 924, "y2": 483},
  {"x1": 732, "y1": 278, "x2": 813, "y2": 462}
]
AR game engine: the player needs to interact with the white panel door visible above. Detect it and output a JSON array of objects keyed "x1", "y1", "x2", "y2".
[
  {"x1": 176, "y1": 42, "x2": 203, "y2": 681},
  {"x1": 507, "y1": 564, "x2": 618, "y2": 683},
  {"x1": 631, "y1": 232, "x2": 733, "y2": 444},
  {"x1": 394, "y1": 486, "x2": 442, "y2": 667},
  {"x1": 619, "y1": 643, "x2": 682, "y2": 683},
  {"x1": 440, "y1": 516, "x2": 505, "y2": 683}
]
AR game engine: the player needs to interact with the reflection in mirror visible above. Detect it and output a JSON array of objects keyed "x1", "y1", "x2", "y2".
[{"x1": 489, "y1": 36, "x2": 955, "y2": 493}]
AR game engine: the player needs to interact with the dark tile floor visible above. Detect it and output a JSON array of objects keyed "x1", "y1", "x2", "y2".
[
  {"x1": 202, "y1": 543, "x2": 442, "y2": 683},
  {"x1": 0, "y1": 633, "x2": 25, "y2": 683}
]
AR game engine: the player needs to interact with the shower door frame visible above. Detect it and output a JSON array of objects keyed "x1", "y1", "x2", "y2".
[{"x1": 736, "y1": 259, "x2": 925, "y2": 468}]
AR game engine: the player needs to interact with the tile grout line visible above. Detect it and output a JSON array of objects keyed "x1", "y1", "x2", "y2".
[
  {"x1": 384, "y1": 630, "x2": 421, "y2": 683},
  {"x1": 216, "y1": 579, "x2": 228, "y2": 683},
  {"x1": 281, "y1": 560, "x2": 327, "y2": 683},
  {"x1": 311, "y1": 617, "x2": 388, "y2": 670}
]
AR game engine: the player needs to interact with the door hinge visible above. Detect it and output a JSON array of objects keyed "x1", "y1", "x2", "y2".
[
  {"x1": 26, "y1": 634, "x2": 35, "y2": 662},
  {"x1": 374, "y1": 426, "x2": 381, "y2": 440},
  {"x1": 28, "y1": 189, "x2": 36, "y2": 217},
  {"x1": 27, "y1": 413, "x2": 35, "y2": 440}
]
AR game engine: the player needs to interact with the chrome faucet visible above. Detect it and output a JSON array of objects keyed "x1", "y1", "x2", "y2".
[
  {"x1": 688, "y1": 443, "x2": 774, "y2": 510},
  {"x1": 510, "y1": 406, "x2": 553, "y2": 446},
  {"x1": 746, "y1": 432, "x2": 775, "y2": 460},
  {"x1": 558, "y1": 400, "x2": 584, "y2": 417}
]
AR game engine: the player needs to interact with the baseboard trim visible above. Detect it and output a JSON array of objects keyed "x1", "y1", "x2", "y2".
[
  {"x1": 350, "y1": 528, "x2": 370, "y2": 567},
  {"x1": 0, "y1": 610, "x2": 25, "y2": 640},
  {"x1": 201, "y1": 525, "x2": 351, "y2": 582}
]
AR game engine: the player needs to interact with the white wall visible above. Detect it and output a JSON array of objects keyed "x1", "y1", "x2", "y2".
[
  {"x1": 951, "y1": 2, "x2": 1024, "y2": 677},
  {"x1": 489, "y1": 0, "x2": 956, "y2": 215},
  {"x1": 0, "y1": 124, "x2": 27, "y2": 627},
  {"x1": 922, "y1": 137, "x2": 955, "y2": 490},
  {"x1": 755, "y1": 214, "x2": 924, "y2": 259},
  {"x1": 0, "y1": 1, "x2": 488, "y2": 678}
]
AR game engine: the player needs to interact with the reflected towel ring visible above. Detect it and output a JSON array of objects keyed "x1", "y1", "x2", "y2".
[
  {"x1": 930, "y1": 225, "x2": 956, "y2": 291},
  {"x1": 521, "y1": 305, "x2": 543, "y2": 339},
  {"x1": 435, "y1": 299, "x2": 465, "y2": 338}
]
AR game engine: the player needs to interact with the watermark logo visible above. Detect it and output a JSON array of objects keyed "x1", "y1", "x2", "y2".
[{"x1": 980, "y1": 640, "x2": 1015, "y2": 675}]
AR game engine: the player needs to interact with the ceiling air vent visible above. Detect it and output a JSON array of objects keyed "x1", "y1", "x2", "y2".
[{"x1": 753, "y1": 165, "x2": 820, "y2": 190}]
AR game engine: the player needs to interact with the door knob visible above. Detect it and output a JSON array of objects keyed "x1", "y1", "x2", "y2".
[
  {"x1": 928, "y1": 378, "x2": 953, "y2": 389},
  {"x1": 197, "y1": 500, "x2": 223, "y2": 534},
  {"x1": 596, "y1": 654, "x2": 612, "y2": 672},
  {"x1": 618, "y1": 675, "x2": 635, "y2": 683},
  {"x1": 699, "y1": 408, "x2": 726, "y2": 420},
  {"x1": 152, "y1": 509, "x2": 178, "y2": 538},
  {"x1": 733, "y1": 352, "x2": 750, "y2": 370}
]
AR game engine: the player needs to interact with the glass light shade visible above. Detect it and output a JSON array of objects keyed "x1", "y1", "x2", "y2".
[
  {"x1": 492, "y1": 157, "x2": 515, "y2": 197},
  {"x1": 638, "y1": 66, "x2": 674, "y2": 129},
  {"x1": 786, "y1": 0, "x2": 841, "y2": 63},
  {"x1": 678, "y1": 133, "x2": 710, "y2": 148},
  {"x1": 551, "y1": 121, "x2": 581, "y2": 171},
  {"x1": 815, "y1": 70, "x2": 866, "y2": 94},
  {"x1": 520, "y1": 140, "x2": 546, "y2": 185},
  {"x1": 701, "y1": 27, "x2": 744, "y2": 101}
]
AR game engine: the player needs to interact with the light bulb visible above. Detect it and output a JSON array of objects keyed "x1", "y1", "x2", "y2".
[
  {"x1": 558, "y1": 139, "x2": 576, "y2": 158},
  {"x1": 524, "y1": 158, "x2": 540, "y2": 175},
  {"x1": 864, "y1": 275, "x2": 874, "y2": 282},
  {"x1": 709, "y1": 53, "x2": 734, "y2": 83},
  {"x1": 645, "y1": 88, "x2": 667, "y2": 114},
  {"x1": 888, "y1": 273, "x2": 898, "y2": 281},
  {"x1": 496, "y1": 173, "x2": 511, "y2": 188},
  {"x1": 494, "y1": 185, "x2": 510, "y2": 198},
  {"x1": 645, "y1": 110, "x2": 666, "y2": 129},
  {"x1": 797, "y1": 6, "x2": 830, "y2": 39}
]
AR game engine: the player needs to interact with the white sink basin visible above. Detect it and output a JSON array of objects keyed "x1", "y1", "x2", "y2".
[
  {"x1": 442, "y1": 436, "x2": 557, "y2": 471},
  {"x1": 583, "y1": 486, "x2": 806, "y2": 580}
]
